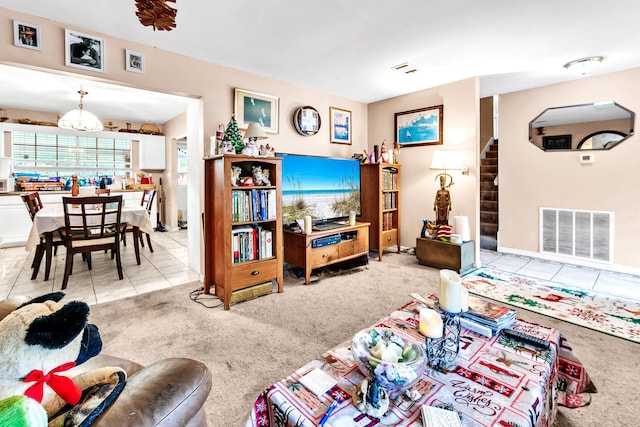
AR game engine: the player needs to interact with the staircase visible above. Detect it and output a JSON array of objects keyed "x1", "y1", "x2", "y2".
[{"x1": 480, "y1": 139, "x2": 498, "y2": 250}]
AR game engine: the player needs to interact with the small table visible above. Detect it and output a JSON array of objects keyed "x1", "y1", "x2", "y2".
[
  {"x1": 26, "y1": 204, "x2": 154, "y2": 280},
  {"x1": 415, "y1": 238, "x2": 475, "y2": 274},
  {"x1": 246, "y1": 296, "x2": 595, "y2": 427}
]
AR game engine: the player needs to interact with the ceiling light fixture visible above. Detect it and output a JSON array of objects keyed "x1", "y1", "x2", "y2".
[
  {"x1": 58, "y1": 88, "x2": 104, "y2": 132},
  {"x1": 563, "y1": 56, "x2": 604, "y2": 75}
]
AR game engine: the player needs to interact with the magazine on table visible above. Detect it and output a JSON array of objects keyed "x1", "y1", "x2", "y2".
[{"x1": 462, "y1": 296, "x2": 516, "y2": 332}]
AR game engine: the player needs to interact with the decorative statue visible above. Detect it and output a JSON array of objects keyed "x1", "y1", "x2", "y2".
[
  {"x1": 252, "y1": 166, "x2": 271, "y2": 186},
  {"x1": 433, "y1": 174, "x2": 452, "y2": 225},
  {"x1": 379, "y1": 140, "x2": 391, "y2": 163},
  {"x1": 231, "y1": 166, "x2": 242, "y2": 186}
]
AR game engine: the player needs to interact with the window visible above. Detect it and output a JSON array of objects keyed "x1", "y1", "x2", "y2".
[{"x1": 11, "y1": 131, "x2": 131, "y2": 178}]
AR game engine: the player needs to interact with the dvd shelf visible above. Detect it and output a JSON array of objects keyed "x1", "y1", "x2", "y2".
[{"x1": 360, "y1": 163, "x2": 401, "y2": 261}]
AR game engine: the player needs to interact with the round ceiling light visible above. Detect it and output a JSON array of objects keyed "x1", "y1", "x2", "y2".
[{"x1": 563, "y1": 56, "x2": 604, "y2": 75}]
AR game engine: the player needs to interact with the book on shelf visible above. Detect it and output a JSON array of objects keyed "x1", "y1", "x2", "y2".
[
  {"x1": 231, "y1": 225, "x2": 273, "y2": 263},
  {"x1": 461, "y1": 296, "x2": 516, "y2": 332}
]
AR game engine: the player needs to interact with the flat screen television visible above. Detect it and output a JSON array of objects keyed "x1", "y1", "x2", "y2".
[{"x1": 277, "y1": 153, "x2": 361, "y2": 229}]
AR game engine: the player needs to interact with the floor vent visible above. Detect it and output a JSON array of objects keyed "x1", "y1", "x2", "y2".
[{"x1": 540, "y1": 208, "x2": 613, "y2": 263}]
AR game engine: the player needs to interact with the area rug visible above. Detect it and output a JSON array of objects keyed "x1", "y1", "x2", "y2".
[{"x1": 462, "y1": 267, "x2": 640, "y2": 344}]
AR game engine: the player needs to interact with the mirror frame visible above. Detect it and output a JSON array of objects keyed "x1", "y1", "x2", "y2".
[{"x1": 529, "y1": 101, "x2": 635, "y2": 151}]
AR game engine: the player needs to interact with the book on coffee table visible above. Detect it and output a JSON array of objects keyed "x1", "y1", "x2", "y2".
[
  {"x1": 421, "y1": 405, "x2": 463, "y2": 426},
  {"x1": 299, "y1": 368, "x2": 337, "y2": 397},
  {"x1": 462, "y1": 296, "x2": 516, "y2": 333}
]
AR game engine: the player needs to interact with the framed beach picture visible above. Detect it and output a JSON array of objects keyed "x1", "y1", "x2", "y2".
[
  {"x1": 125, "y1": 49, "x2": 144, "y2": 73},
  {"x1": 13, "y1": 20, "x2": 41, "y2": 50},
  {"x1": 234, "y1": 88, "x2": 279, "y2": 133},
  {"x1": 395, "y1": 105, "x2": 443, "y2": 147},
  {"x1": 64, "y1": 29, "x2": 104, "y2": 72},
  {"x1": 330, "y1": 107, "x2": 352, "y2": 145}
]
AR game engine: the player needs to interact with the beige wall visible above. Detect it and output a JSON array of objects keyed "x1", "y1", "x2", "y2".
[
  {"x1": 0, "y1": 7, "x2": 368, "y2": 274},
  {"x1": 368, "y1": 78, "x2": 481, "y2": 263},
  {"x1": 499, "y1": 68, "x2": 640, "y2": 272}
]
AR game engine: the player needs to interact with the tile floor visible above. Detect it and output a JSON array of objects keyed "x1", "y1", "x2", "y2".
[
  {"x1": 2, "y1": 233, "x2": 639, "y2": 306},
  {"x1": 0, "y1": 229, "x2": 200, "y2": 306},
  {"x1": 480, "y1": 249, "x2": 640, "y2": 302}
]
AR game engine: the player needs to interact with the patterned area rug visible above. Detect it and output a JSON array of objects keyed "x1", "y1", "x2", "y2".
[{"x1": 462, "y1": 267, "x2": 640, "y2": 344}]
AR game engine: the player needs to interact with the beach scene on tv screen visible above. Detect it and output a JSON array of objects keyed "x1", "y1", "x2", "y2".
[{"x1": 281, "y1": 155, "x2": 360, "y2": 224}]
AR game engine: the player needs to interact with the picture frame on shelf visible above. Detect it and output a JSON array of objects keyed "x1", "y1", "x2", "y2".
[
  {"x1": 64, "y1": 29, "x2": 104, "y2": 72},
  {"x1": 13, "y1": 20, "x2": 41, "y2": 51},
  {"x1": 125, "y1": 49, "x2": 144, "y2": 74},
  {"x1": 395, "y1": 105, "x2": 443, "y2": 147},
  {"x1": 329, "y1": 107, "x2": 352, "y2": 145},
  {"x1": 234, "y1": 88, "x2": 279, "y2": 134}
]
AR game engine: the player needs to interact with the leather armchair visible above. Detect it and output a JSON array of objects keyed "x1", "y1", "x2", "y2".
[{"x1": 0, "y1": 298, "x2": 212, "y2": 426}]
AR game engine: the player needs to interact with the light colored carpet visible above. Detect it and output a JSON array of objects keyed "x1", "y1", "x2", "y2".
[{"x1": 88, "y1": 253, "x2": 640, "y2": 426}]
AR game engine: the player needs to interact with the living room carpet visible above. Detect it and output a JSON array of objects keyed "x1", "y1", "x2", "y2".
[
  {"x1": 462, "y1": 267, "x2": 640, "y2": 344},
  {"x1": 86, "y1": 253, "x2": 640, "y2": 426}
]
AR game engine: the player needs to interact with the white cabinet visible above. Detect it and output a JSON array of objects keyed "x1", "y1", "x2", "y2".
[{"x1": 138, "y1": 135, "x2": 166, "y2": 170}]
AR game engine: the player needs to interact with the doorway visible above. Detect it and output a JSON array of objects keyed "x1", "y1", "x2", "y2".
[{"x1": 177, "y1": 138, "x2": 188, "y2": 229}]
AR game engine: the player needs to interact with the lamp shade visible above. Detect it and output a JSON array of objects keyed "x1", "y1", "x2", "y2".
[
  {"x1": 58, "y1": 108, "x2": 104, "y2": 132},
  {"x1": 58, "y1": 89, "x2": 104, "y2": 132},
  {"x1": 243, "y1": 122, "x2": 267, "y2": 140},
  {"x1": 430, "y1": 150, "x2": 464, "y2": 171}
]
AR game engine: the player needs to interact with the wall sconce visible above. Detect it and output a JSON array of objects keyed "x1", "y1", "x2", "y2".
[{"x1": 429, "y1": 150, "x2": 468, "y2": 226}]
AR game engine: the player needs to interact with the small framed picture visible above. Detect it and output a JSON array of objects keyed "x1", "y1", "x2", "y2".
[
  {"x1": 125, "y1": 49, "x2": 144, "y2": 74},
  {"x1": 64, "y1": 29, "x2": 104, "y2": 72},
  {"x1": 13, "y1": 20, "x2": 41, "y2": 50},
  {"x1": 234, "y1": 88, "x2": 279, "y2": 133},
  {"x1": 330, "y1": 107, "x2": 352, "y2": 145},
  {"x1": 395, "y1": 105, "x2": 443, "y2": 147}
]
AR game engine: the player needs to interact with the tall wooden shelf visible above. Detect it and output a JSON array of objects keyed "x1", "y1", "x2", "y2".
[
  {"x1": 203, "y1": 154, "x2": 283, "y2": 310},
  {"x1": 359, "y1": 163, "x2": 401, "y2": 261}
]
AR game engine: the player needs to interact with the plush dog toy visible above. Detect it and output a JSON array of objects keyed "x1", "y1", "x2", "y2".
[{"x1": 0, "y1": 292, "x2": 126, "y2": 426}]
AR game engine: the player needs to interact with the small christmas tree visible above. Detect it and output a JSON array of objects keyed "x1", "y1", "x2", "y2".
[{"x1": 223, "y1": 113, "x2": 243, "y2": 154}]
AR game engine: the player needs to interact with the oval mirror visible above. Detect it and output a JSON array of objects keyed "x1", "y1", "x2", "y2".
[{"x1": 529, "y1": 102, "x2": 634, "y2": 151}]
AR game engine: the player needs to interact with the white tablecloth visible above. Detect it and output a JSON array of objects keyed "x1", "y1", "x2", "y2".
[{"x1": 26, "y1": 205, "x2": 154, "y2": 251}]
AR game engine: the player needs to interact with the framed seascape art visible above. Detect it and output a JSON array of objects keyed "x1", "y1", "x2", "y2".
[
  {"x1": 14, "y1": 20, "x2": 41, "y2": 50},
  {"x1": 234, "y1": 88, "x2": 279, "y2": 133},
  {"x1": 64, "y1": 29, "x2": 105, "y2": 72},
  {"x1": 330, "y1": 107, "x2": 352, "y2": 145},
  {"x1": 125, "y1": 49, "x2": 144, "y2": 74},
  {"x1": 395, "y1": 105, "x2": 443, "y2": 147}
]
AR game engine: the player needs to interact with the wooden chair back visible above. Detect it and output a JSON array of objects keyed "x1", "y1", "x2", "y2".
[
  {"x1": 62, "y1": 195, "x2": 123, "y2": 242},
  {"x1": 141, "y1": 189, "x2": 156, "y2": 214},
  {"x1": 20, "y1": 191, "x2": 44, "y2": 221},
  {"x1": 95, "y1": 189, "x2": 111, "y2": 196}
]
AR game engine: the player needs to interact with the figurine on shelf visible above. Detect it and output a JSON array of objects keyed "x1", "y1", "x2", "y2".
[
  {"x1": 252, "y1": 166, "x2": 271, "y2": 186},
  {"x1": 231, "y1": 166, "x2": 242, "y2": 186},
  {"x1": 220, "y1": 140, "x2": 235, "y2": 154},
  {"x1": 379, "y1": 140, "x2": 391, "y2": 163},
  {"x1": 241, "y1": 139, "x2": 260, "y2": 157},
  {"x1": 392, "y1": 141, "x2": 400, "y2": 164}
]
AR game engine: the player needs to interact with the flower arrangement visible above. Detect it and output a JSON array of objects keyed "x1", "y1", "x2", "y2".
[{"x1": 351, "y1": 327, "x2": 426, "y2": 399}]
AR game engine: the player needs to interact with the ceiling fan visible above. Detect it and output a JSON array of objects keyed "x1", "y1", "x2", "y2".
[{"x1": 135, "y1": 0, "x2": 177, "y2": 31}]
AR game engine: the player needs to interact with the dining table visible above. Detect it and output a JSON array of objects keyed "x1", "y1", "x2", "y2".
[
  {"x1": 246, "y1": 296, "x2": 596, "y2": 427},
  {"x1": 25, "y1": 202, "x2": 154, "y2": 281}
]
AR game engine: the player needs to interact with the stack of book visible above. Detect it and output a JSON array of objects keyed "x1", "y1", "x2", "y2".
[{"x1": 460, "y1": 296, "x2": 516, "y2": 337}]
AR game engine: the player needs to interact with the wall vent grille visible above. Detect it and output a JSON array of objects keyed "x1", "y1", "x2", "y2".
[{"x1": 540, "y1": 208, "x2": 613, "y2": 263}]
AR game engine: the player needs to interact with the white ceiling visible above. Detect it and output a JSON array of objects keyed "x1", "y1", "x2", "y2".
[{"x1": 2, "y1": 0, "x2": 640, "y2": 124}]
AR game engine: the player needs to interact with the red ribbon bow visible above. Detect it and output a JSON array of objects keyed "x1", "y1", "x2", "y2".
[{"x1": 23, "y1": 362, "x2": 81, "y2": 406}]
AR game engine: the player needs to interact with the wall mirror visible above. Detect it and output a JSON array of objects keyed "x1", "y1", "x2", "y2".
[{"x1": 529, "y1": 102, "x2": 635, "y2": 151}]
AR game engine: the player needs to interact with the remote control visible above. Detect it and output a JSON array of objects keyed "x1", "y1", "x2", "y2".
[{"x1": 502, "y1": 328, "x2": 550, "y2": 349}]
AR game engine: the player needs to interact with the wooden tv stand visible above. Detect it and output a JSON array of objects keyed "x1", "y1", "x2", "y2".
[{"x1": 283, "y1": 222, "x2": 370, "y2": 285}]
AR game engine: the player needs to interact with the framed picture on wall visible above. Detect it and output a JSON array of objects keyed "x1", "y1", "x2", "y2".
[
  {"x1": 13, "y1": 20, "x2": 41, "y2": 50},
  {"x1": 394, "y1": 105, "x2": 443, "y2": 147},
  {"x1": 125, "y1": 49, "x2": 144, "y2": 73},
  {"x1": 329, "y1": 107, "x2": 352, "y2": 145},
  {"x1": 234, "y1": 88, "x2": 279, "y2": 133},
  {"x1": 64, "y1": 29, "x2": 105, "y2": 72}
]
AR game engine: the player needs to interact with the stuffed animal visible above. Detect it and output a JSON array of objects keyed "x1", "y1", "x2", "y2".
[{"x1": 0, "y1": 292, "x2": 126, "y2": 426}]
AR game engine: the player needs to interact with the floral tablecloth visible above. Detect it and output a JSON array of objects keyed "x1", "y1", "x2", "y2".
[{"x1": 246, "y1": 295, "x2": 595, "y2": 427}]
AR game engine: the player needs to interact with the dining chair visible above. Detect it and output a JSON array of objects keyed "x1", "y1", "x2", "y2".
[
  {"x1": 60, "y1": 195, "x2": 124, "y2": 290},
  {"x1": 121, "y1": 189, "x2": 155, "y2": 253},
  {"x1": 95, "y1": 188, "x2": 111, "y2": 195},
  {"x1": 20, "y1": 191, "x2": 65, "y2": 280}
]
